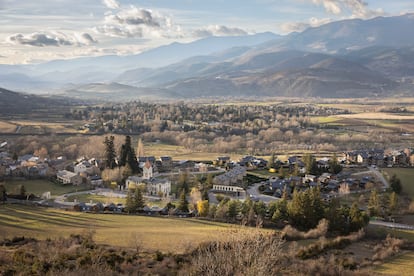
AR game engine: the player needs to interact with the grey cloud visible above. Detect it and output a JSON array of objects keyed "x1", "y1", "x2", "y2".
[
  {"x1": 96, "y1": 6, "x2": 178, "y2": 38},
  {"x1": 109, "y1": 8, "x2": 161, "y2": 27},
  {"x1": 193, "y1": 25, "x2": 248, "y2": 38},
  {"x1": 80, "y1": 33, "x2": 97, "y2": 44},
  {"x1": 7, "y1": 33, "x2": 74, "y2": 47}
]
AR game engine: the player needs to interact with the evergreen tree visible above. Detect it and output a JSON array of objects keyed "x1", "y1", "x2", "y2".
[
  {"x1": 0, "y1": 184, "x2": 6, "y2": 203},
  {"x1": 303, "y1": 153, "x2": 318, "y2": 175},
  {"x1": 125, "y1": 189, "x2": 135, "y2": 213},
  {"x1": 177, "y1": 190, "x2": 189, "y2": 212},
  {"x1": 134, "y1": 187, "x2": 145, "y2": 210},
  {"x1": 329, "y1": 153, "x2": 342, "y2": 174},
  {"x1": 227, "y1": 200, "x2": 239, "y2": 222},
  {"x1": 119, "y1": 136, "x2": 140, "y2": 174},
  {"x1": 390, "y1": 174, "x2": 402, "y2": 194},
  {"x1": 104, "y1": 136, "x2": 117, "y2": 169}
]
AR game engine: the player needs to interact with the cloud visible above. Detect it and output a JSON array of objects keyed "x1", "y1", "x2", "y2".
[
  {"x1": 95, "y1": 6, "x2": 181, "y2": 38},
  {"x1": 280, "y1": 17, "x2": 332, "y2": 33},
  {"x1": 75, "y1": 32, "x2": 98, "y2": 45},
  {"x1": 7, "y1": 33, "x2": 74, "y2": 47},
  {"x1": 310, "y1": 0, "x2": 384, "y2": 18},
  {"x1": 102, "y1": 0, "x2": 120, "y2": 10},
  {"x1": 7, "y1": 32, "x2": 97, "y2": 47},
  {"x1": 193, "y1": 25, "x2": 248, "y2": 38}
]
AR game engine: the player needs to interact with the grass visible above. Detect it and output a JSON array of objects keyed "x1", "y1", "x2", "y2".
[
  {"x1": 383, "y1": 168, "x2": 414, "y2": 200},
  {"x1": 0, "y1": 120, "x2": 17, "y2": 132},
  {"x1": 0, "y1": 204, "x2": 245, "y2": 253},
  {"x1": 144, "y1": 142, "x2": 243, "y2": 161},
  {"x1": 2, "y1": 179, "x2": 89, "y2": 197},
  {"x1": 374, "y1": 252, "x2": 414, "y2": 275}
]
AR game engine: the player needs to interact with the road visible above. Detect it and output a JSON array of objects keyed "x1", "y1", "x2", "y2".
[
  {"x1": 246, "y1": 183, "x2": 279, "y2": 204},
  {"x1": 370, "y1": 220, "x2": 414, "y2": 230},
  {"x1": 352, "y1": 166, "x2": 389, "y2": 189}
]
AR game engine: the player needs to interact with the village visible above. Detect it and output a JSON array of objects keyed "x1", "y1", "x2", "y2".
[{"x1": 0, "y1": 136, "x2": 411, "y2": 215}]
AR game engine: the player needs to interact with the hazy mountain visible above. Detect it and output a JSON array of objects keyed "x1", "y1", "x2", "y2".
[
  {"x1": 2, "y1": 14, "x2": 414, "y2": 99},
  {"x1": 0, "y1": 87, "x2": 74, "y2": 116},
  {"x1": 63, "y1": 82, "x2": 176, "y2": 101},
  {"x1": 262, "y1": 13, "x2": 414, "y2": 54}
]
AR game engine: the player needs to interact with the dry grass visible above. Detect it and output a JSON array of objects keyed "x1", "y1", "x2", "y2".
[
  {"x1": 0, "y1": 204, "x2": 241, "y2": 253},
  {"x1": 0, "y1": 120, "x2": 17, "y2": 132},
  {"x1": 375, "y1": 252, "x2": 414, "y2": 275},
  {"x1": 336, "y1": 113, "x2": 414, "y2": 120}
]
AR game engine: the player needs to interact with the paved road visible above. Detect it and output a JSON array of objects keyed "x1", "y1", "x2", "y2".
[
  {"x1": 246, "y1": 183, "x2": 279, "y2": 204},
  {"x1": 370, "y1": 220, "x2": 414, "y2": 230},
  {"x1": 352, "y1": 167, "x2": 389, "y2": 189}
]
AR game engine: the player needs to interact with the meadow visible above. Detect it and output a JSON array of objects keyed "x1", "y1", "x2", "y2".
[
  {"x1": 3, "y1": 179, "x2": 86, "y2": 197},
  {"x1": 0, "y1": 204, "x2": 239, "y2": 253},
  {"x1": 383, "y1": 168, "x2": 414, "y2": 200}
]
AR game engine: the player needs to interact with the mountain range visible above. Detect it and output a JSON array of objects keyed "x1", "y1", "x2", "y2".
[{"x1": 1, "y1": 14, "x2": 414, "y2": 100}]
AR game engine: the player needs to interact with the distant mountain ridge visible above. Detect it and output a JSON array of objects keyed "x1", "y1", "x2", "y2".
[{"x1": 1, "y1": 14, "x2": 414, "y2": 99}]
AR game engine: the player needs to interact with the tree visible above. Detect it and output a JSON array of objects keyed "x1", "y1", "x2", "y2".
[
  {"x1": 390, "y1": 174, "x2": 402, "y2": 194},
  {"x1": 125, "y1": 189, "x2": 135, "y2": 213},
  {"x1": 303, "y1": 153, "x2": 318, "y2": 175},
  {"x1": 119, "y1": 136, "x2": 139, "y2": 174},
  {"x1": 125, "y1": 186, "x2": 145, "y2": 213},
  {"x1": 287, "y1": 187, "x2": 325, "y2": 230},
  {"x1": 134, "y1": 187, "x2": 145, "y2": 210},
  {"x1": 177, "y1": 190, "x2": 189, "y2": 213},
  {"x1": 368, "y1": 189, "x2": 381, "y2": 217},
  {"x1": 329, "y1": 153, "x2": 342, "y2": 174},
  {"x1": 0, "y1": 184, "x2": 6, "y2": 203},
  {"x1": 197, "y1": 200, "x2": 209, "y2": 217},
  {"x1": 104, "y1": 136, "x2": 117, "y2": 169},
  {"x1": 388, "y1": 192, "x2": 398, "y2": 214},
  {"x1": 19, "y1": 185, "x2": 26, "y2": 197},
  {"x1": 349, "y1": 202, "x2": 369, "y2": 232},
  {"x1": 227, "y1": 200, "x2": 239, "y2": 222}
]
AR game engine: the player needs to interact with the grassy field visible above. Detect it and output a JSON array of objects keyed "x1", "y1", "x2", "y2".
[
  {"x1": 383, "y1": 168, "x2": 414, "y2": 200},
  {"x1": 0, "y1": 120, "x2": 17, "y2": 133},
  {"x1": 0, "y1": 204, "x2": 245, "y2": 253},
  {"x1": 144, "y1": 142, "x2": 243, "y2": 161},
  {"x1": 375, "y1": 252, "x2": 414, "y2": 275},
  {"x1": 2, "y1": 179, "x2": 88, "y2": 197},
  {"x1": 66, "y1": 193, "x2": 126, "y2": 205}
]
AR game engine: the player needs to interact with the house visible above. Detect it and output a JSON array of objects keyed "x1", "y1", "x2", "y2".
[
  {"x1": 89, "y1": 175, "x2": 103, "y2": 187},
  {"x1": 213, "y1": 165, "x2": 246, "y2": 186},
  {"x1": 160, "y1": 156, "x2": 173, "y2": 171},
  {"x1": 57, "y1": 170, "x2": 83, "y2": 185},
  {"x1": 216, "y1": 156, "x2": 230, "y2": 166},
  {"x1": 212, "y1": 184, "x2": 245, "y2": 197},
  {"x1": 142, "y1": 159, "x2": 153, "y2": 180},
  {"x1": 74, "y1": 160, "x2": 95, "y2": 175},
  {"x1": 146, "y1": 178, "x2": 171, "y2": 197},
  {"x1": 126, "y1": 176, "x2": 171, "y2": 197}
]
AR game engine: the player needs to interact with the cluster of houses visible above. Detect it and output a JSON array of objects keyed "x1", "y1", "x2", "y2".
[
  {"x1": 260, "y1": 172, "x2": 373, "y2": 199},
  {"x1": 343, "y1": 149, "x2": 414, "y2": 167}
]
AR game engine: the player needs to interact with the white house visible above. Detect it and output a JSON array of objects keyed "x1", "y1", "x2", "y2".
[{"x1": 126, "y1": 176, "x2": 171, "y2": 197}]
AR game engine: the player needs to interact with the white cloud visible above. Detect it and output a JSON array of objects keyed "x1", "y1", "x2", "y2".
[
  {"x1": 95, "y1": 6, "x2": 181, "y2": 38},
  {"x1": 6, "y1": 31, "x2": 97, "y2": 47},
  {"x1": 102, "y1": 0, "x2": 120, "y2": 10},
  {"x1": 280, "y1": 17, "x2": 332, "y2": 33},
  {"x1": 310, "y1": 0, "x2": 384, "y2": 18},
  {"x1": 193, "y1": 25, "x2": 248, "y2": 37}
]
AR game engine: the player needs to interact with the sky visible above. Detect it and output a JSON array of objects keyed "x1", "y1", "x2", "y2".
[{"x1": 0, "y1": 0, "x2": 413, "y2": 64}]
